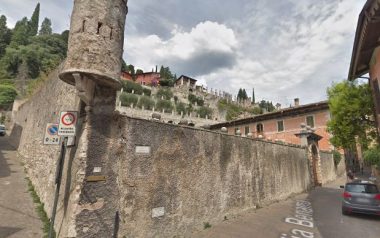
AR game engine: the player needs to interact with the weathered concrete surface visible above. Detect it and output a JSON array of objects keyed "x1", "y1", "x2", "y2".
[
  {"x1": 319, "y1": 151, "x2": 346, "y2": 185},
  {"x1": 115, "y1": 116, "x2": 312, "y2": 237},
  {"x1": 0, "y1": 135, "x2": 43, "y2": 238}
]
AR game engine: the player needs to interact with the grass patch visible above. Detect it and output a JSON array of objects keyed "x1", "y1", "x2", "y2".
[
  {"x1": 203, "y1": 222, "x2": 212, "y2": 229},
  {"x1": 26, "y1": 177, "x2": 55, "y2": 238}
]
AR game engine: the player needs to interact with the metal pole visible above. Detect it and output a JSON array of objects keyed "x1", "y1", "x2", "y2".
[{"x1": 48, "y1": 137, "x2": 68, "y2": 238}]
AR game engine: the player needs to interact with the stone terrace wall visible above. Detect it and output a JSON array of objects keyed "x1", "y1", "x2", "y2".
[{"x1": 114, "y1": 116, "x2": 312, "y2": 237}]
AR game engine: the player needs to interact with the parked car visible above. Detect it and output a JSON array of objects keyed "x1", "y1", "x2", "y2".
[
  {"x1": 341, "y1": 180, "x2": 380, "y2": 216},
  {"x1": 0, "y1": 125, "x2": 5, "y2": 136}
]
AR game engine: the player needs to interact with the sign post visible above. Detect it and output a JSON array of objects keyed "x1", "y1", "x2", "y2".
[{"x1": 48, "y1": 111, "x2": 78, "y2": 238}]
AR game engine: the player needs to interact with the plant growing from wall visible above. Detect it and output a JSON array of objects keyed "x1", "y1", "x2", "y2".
[
  {"x1": 0, "y1": 83, "x2": 17, "y2": 108},
  {"x1": 137, "y1": 95, "x2": 155, "y2": 110},
  {"x1": 120, "y1": 92, "x2": 138, "y2": 107},
  {"x1": 156, "y1": 99, "x2": 173, "y2": 113},
  {"x1": 197, "y1": 106, "x2": 213, "y2": 119},
  {"x1": 332, "y1": 150, "x2": 342, "y2": 167},
  {"x1": 156, "y1": 88, "x2": 173, "y2": 100}
]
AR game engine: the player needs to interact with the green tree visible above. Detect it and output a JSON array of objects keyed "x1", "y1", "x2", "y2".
[
  {"x1": 252, "y1": 88, "x2": 255, "y2": 104},
  {"x1": 327, "y1": 81, "x2": 376, "y2": 149},
  {"x1": 0, "y1": 84, "x2": 17, "y2": 108},
  {"x1": 121, "y1": 59, "x2": 128, "y2": 72},
  {"x1": 0, "y1": 15, "x2": 12, "y2": 58},
  {"x1": 136, "y1": 69, "x2": 143, "y2": 74},
  {"x1": 39, "y1": 18, "x2": 52, "y2": 35},
  {"x1": 10, "y1": 17, "x2": 30, "y2": 47},
  {"x1": 28, "y1": 3, "x2": 40, "y2": 36},
  {"x1": 60, "y1": 30, "x2": 69, "y2": 44}
]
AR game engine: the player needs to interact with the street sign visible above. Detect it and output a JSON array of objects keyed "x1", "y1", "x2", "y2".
[
  {"x1": 58, "y1": 111, "x2": 78, "y2": 136},
  {"x1": 44, "y1": 123, "x2": 60, "y2": 145}
]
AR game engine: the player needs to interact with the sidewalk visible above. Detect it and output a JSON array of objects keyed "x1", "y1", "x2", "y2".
[{"x1": 0, "y1": 136, "x2": 43, "y2": 238}]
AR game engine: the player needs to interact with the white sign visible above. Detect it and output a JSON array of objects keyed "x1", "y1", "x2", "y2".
[
  {"x1": 58, "y1": 111, "x2": 78, "y2": 136},
  {"x1": 152, "y1": 207, "x2": 165, "y2": 218},
  {"x1": 135, "y1": 145, "x2": 151, "y2": 155},
  {"x1": 44, "y1": 123, "x2": 60, "y2": 145}
]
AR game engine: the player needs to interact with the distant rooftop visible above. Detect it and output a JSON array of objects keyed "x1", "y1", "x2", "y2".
[{"x1": 210, "y1": 101, "x2": 329, "y2": 129}]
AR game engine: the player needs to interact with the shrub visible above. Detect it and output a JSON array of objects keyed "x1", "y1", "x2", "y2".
[
  {"x1": 156, "y1": 99, "x2": 173, "y2": 113},
  {"x1": 176, "y1": 102, "x2": 186, "y2": 115},
  {"x1": 197, "y1": 106, "x2": 213, "y2": 119},
  {"x1": 188, "y1": 94, "x2": 197, "y2": 104},
  {"x1": 156, "y1": 88, "x2": 173, "y2": 100},
  {"x1": 120, "y1": 93, "x2": 138, "y2": 107},
  {"x1": 137, "y1": 95, "x2": 155, "y2": 110},
  {"x1": 142, "y1": 88, "x2": 151, "y2": 96},
  {"x1": 364, "y1": 147, "x2": 380, "y2": 167},
  {"x1": 0, "y1": 84, "x2": 17, "y2": 108},
  {"x1": 122, "y1": 80, "x2": 143, "y2": 95}
]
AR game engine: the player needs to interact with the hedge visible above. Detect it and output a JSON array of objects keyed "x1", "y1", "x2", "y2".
[
  {"x1": 137, "y1": 96, "x2": 155, "y2": 110},
  {"x1": 120, "y1": 93, "x2": 138, "y2": 107},
  {"x1": 156, "y1": 99, "x2": 173, "y2": 113}
]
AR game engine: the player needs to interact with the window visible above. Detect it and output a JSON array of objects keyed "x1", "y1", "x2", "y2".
[
  {"x1": 256, "y1": 123, "x2": 263, "y2": 133},
  {"x1": 245, "y1": 126, "x2": 250, "y2": 135},
  {"x1": 234, "y1": 128, "x2": 240, "y2": 135},
  {"x1": 277, "y1": 120, "x2": 284, "y2": 132},
  {"x1": 306, "y1": 115, "x2": 315, "y2": 128}
]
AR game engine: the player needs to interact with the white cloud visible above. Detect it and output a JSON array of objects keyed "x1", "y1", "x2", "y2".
[{"x1": 124, "y1": 21, "x2": 238, "y2": 74}]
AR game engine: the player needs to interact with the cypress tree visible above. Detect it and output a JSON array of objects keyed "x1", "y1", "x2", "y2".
[
  {"x1": 28, "y1": 3, "x2": 40, "y2": 36},
  {"x1": 39, "y1": 18, "x2": 52, "y2": 35},
  {"x1": 0, "y1": 15, "x2": 12, "y2": 57},
  {"x1": 252, "y1": 88, "x2": 255, "y2": 104}
]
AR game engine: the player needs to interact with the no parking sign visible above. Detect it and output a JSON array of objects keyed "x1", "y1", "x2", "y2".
[
  {"x1": 58, "y1": 111, "x2": 78, "y2": 136},
  {"x1": 44, "y1": 123, "x2": 60, "y2": 145}
]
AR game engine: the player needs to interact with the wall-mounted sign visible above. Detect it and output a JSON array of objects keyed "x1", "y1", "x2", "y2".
[
  {"x1": 58, "y1": 111, "x2": 78, "y2": 136},
  {"x1": 43, "y1": 123, "x2": 60, "y2": 145},
  {"x1": 135, "y1": 145, "x2": 151, "y2": 155}
]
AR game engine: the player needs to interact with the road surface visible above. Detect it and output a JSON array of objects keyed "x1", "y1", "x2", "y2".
[
  {"x1": 0, "y1": 135, "x2": 42, "y2": 238},
  {"x1": 196, "y1": 176, "x2": 380, "y2": 238}
]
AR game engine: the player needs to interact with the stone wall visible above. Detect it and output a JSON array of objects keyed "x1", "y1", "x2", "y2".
[
  {"x1": 319, "y1": 151, "x2": 346, "y2": 185},
  {"x1": 9, "y1": 68, "x2": 345, "y2": 237},
  {"x1": 114, "y1": 116, "x2": 312, "y2": 237},
  {"x1": 9, "y1": 67, "x2": 83, "y2": 237}
]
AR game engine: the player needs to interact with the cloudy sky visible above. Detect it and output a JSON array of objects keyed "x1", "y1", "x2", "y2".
[{"x1": 0, "y1": 0, "x2": 366, "y2": 105}]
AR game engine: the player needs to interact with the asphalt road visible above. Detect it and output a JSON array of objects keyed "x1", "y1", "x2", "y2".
[
  {"x1": 196, "y1": 176, "x2": 380, "y2": 238},
  {"x1": 310, "y1": 176, "x2": 380, "y2": 238},
  {"x1": 0, "y1": 135, "x2": 42, "y2": 238}
]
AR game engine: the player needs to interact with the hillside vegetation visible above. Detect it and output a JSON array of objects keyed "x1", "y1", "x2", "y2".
[{"x1": 0, "y1": 3, "x2": 68, "y2": 109}]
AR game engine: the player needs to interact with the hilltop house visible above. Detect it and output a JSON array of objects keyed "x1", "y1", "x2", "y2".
[
  {"x1": 121, "y1": 71, "x2": 161, "y2": 86},
  {"x1": 175, "y1": 75, "x2": 197, "y2": 89},
  {"x1": 210, "y1": 100, "x2": 333, "y2": 151}
]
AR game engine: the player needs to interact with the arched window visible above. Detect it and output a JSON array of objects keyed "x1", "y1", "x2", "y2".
[{"x1": 256, "y1": 123, "x2": 263, "y2": 133}]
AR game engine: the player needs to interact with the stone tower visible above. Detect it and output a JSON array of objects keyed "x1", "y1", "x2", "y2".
[{"x1": 59, "y1": 0, "x2": 128, "y2": 104}]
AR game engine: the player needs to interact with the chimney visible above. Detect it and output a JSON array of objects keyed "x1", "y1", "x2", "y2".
[{"x1": 294, "y1": 98, "x2": 300, "y2": 107}]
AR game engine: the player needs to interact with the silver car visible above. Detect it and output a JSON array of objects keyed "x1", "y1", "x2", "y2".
[
  {"x1": 341, "y1": 180, "x2": 380, "y2": 216},
  {"x1": 0, "y1": 125, "x2": 5, "y2": 136}
]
